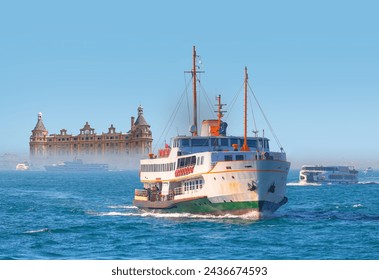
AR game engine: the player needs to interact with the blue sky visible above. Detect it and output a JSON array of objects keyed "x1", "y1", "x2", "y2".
[{"x1": 1, "y1": 0, "x2": 378, "y2": 168}]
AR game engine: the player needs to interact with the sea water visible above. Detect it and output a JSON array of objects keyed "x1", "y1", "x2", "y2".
[{"x1": 0, "y1": 170, "x2": 378, "y2": 260}]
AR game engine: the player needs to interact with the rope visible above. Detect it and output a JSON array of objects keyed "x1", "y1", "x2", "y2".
[
  {"x1": 198, "y1": 80, "x2": 217, "y2": 119},
  {"x1": 184, "y1": 72, "x2": 191, "y2": 125},
  {"x1": 225, "y1": 81, "x2": 244, "y2": 122},
  {"x1": 153, "y1": 79, "x2": 192, "y2": 152},
  {"x1": 248, "y1": 83, "x2": 284, "y2": 152},
  {"x1": 248, "y1": 90, "x2": 258, "y2": 135}
]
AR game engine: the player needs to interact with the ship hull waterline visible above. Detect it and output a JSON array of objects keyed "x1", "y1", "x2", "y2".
[{"x1": 133, "y1": 196, "x2": 288, "y2": 217}]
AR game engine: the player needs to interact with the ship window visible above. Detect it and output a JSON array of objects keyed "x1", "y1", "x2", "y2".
[
  {"x1": 224, "y1": 155, "x2": 233, "y2": 161},
  {"x1": 191, "y1": 156, "x2": 196, "y2": 165},
  {"x1": 230, "y1": 138, "x2": 239, "y2": 145},
  {"x1": 210, "y1": 138, "x2": 218, "y2": 146},
  {"x1": 192, "y1": 138, "x2": 209, "y2": 146},
  {"x1": 181, "y1": 139, "x2": 190, "y2": 147},
  {"x1": 265, "y1": 140, "x2": 269, "y2": 149},
  {"x1": 247, "y1": 139, "x2": 257, "y2": 147},
  {"x1": 220, "y1": 138, "x2": 229, "y2": 146},
  {"x1": 236, "y1": 155, "x2": 244, "y2": 161}
]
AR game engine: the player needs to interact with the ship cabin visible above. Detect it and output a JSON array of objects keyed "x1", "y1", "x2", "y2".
[
  {"x1": 172, "y1": 135, "x2": 270, "y2": 155},
  {"x1": 141, "y1": 135, "x2": 273, "y2": 176}
]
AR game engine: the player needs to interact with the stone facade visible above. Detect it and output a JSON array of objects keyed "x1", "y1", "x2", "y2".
[{"x1": 29, "y1": 106, "x2": 152, "y2": 168}]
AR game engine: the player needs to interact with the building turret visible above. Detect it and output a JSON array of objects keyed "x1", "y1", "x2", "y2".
[
  {"x1": 130, "y1": 105, "x2": 152, "y2": 155},
  {"x1": 30, "y1": 112, "x2": 48, "y2": 160}
]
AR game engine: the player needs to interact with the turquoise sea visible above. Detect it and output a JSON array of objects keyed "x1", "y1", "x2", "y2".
[{"x1": 0, "y1": 169, "x2": 378, "y2": 260}]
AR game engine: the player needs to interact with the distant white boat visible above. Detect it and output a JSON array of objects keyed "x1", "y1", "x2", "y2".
[
  {"x1": 364, "y1": 167, "x2": 373, "y2": 173},
  {"x1": 16, "y1": 162, "x2": 30, "y2": 171},
  {"x1": 299, "y1": 165, "x2": 358, "y2": 184}
]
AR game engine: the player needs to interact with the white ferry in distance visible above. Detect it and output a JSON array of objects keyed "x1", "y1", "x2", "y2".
[
  {"x1": 364, "y1": 167, "x2": 373, "y2": 173},
  {"x1": 133, "y1": 46, "x2": 290, "y2": 218},
  {"x1": 299, "y1": 165, "x2": 358, "y2": 184}
]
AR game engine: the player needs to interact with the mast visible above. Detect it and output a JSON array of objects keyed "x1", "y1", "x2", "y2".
[
  {"x1": 241, "y1": 66, "x2": 250, "y2": 151},
  {"x1": 216, "y1": 95, "x2": 222, "y2": 135},
  {"x1": 192, "y1": 46, "x2": 198, "y2": 136},
  {"x1": 214, "y1": 94, "x2": 226, "y2": 136}
]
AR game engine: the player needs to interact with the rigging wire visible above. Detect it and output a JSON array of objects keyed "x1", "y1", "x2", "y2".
[
  {"x1": 184, "y1": 72, "x2": 191, "y2": 125},
  {"x1": 153, "y1": 79, "x2": 192, "y2": 152},
  {"x1": 198, "y1": 79, "x2": 217, "y2": 119},
  {"x1": 248, "y1": 83, "x2": 284, "y2": 151},
  {"x1": 248, "y1": 88, "x2": 258, "y2": 135},
  {"x1": 224, "y1": 81, "x2": 244, "y2": 122}
]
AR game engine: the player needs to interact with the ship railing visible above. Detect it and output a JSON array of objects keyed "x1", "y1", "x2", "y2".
[
  {"x1": 268, "y1": 152, "x2": 287, "y2": 161},
  {"x1": 134, "y1": 189, "x2": 148, "y2": 197},
  {"x1": 174, "y1": 186, "x2": 184, "y2": 196}
]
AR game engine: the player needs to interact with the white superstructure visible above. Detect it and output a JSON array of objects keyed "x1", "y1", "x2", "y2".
[{"x1": 299, "y1": 165, "x2": 358, "y2": 184}]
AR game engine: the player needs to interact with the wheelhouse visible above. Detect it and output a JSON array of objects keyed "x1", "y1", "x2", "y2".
[{"x1": 172, "y1": 136, "x2": 270, "y2": 154}]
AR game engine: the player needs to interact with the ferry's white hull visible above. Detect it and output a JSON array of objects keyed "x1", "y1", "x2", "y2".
[{"x1": 134, "y1": 157, "x2": 290, "y2": 218}]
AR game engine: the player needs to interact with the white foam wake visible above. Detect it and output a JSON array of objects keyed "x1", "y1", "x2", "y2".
[
  {"x1": 87, "y1": 209, "x2": 260, "y2": 220},
  {"x1": 107, "y1": 205, "x2": 138, "y2": 209}
]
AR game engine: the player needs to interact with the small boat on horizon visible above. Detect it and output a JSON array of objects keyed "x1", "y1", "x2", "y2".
[
  {"x1": 299, "y1": 165, "x2": 358, "y2": 184},
  {"x1": 16, "y1": 162, "x2": 30, "y2": 171},
  {"x1": 364, "y1": 167, "x2": 373, "y2": 173},
  {"x1": 132, "y1": 46, "x2": 290, "y2": 218}
]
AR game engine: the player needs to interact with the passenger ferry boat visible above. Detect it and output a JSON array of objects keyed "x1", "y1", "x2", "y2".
[
  {"x1": 299, "y1": 165, "x2": 359, "y2": 184},
  {"x1": 133, "y1": 46, "x2": 291, "y2": 217}
]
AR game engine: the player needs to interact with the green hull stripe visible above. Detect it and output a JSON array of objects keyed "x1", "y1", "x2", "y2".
[{"x1": 148, "y1": 197, "x2": 259, "y2": 214}]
